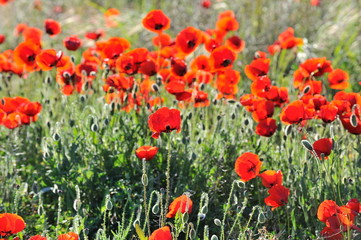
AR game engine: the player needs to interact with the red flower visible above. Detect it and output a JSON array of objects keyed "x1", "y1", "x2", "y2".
[
  {"x1": 328, "y1": 69, "x2": 349, "y2": 90},
  {"x1": 317, "y1": 200, "x2": 339, "y2": 223},
  {"x1": 244, "y1": 58, "x2": 270, "y2": 81},
  {"x1": 149, "y1": 226, "x2": 172, "y2": 240},
  {"x1": 264, "y1": 185, "x2": 290, "y2": 210},
  {"x1": 85, "y1": 29, "x2": 104, "y2": 41},
  {"x1": 0, "y1": 213, "x2": 26, "y2": 237},
  {"x1": 255, "y1": 118, "x2": 277, "y2": 137},
  {"x1": 210, "y1": 46, "x2": 236, "y2": 71},
  {"x1": 57, "y1": 232, "x2": 78, "y2": 240},
  {"x1": 259, "y1": 170, "x2": 283, "y2": 188},
  {"x1": 320, "y1": 227, "x2": 343, "y2": 240},
  {"x1": 234, "y1": 152, "x2": 262, "y2": 182},
  {"x1": 280, "y1": 100, "x2": 312, "y2": 125},
  {"x1": 298, "y1": 57, "x2": 333, "y2": 78},
  {"x1": 201, "y1": 0, "x2": 212, "y2": 8},
  {"x1": 63, "y1": 35, "x2": 82, "y2": 51},
  {"x1": 13, "y1": 41, "x2": 41, "y2": 72},
  {"x1": 142, "y1": 10, "x2": 171, "y2": 33},
  {"x1": 166, "y1": 195, "x2": 193, "y2": 218},
  {"x1": 148, "y1": 107, "x2": 181, "y2": 139},
  {"x1": 176, "y1": 27, "x2": 202, "y2": 55},
  {"x1": 36, "y1": 49, "x2": 63, "y2": 71},
  {"x1": 278, "y1": 27, "x2": 303, "y2": 49},
  {"x1": 29, "y1": 235, "x2": 48, "y2": 240},
  {"x1": 0, "y1": 34, "x2": 5, "y2": 44},
  {"x1": 225, "y1": 35, "x2": 245, "y2": 53},
  {"x1": 319, "y1": 103, "x2": 338, "y2": 123},
  {"x1": 44, "y1": 19, "x2": 61, "y2": 36},
  {"x1": 312, "y1": 138, "x2": 333, "y2": 159},
  {"x1": 135, "y1": 146, "x2": 158, "y2": 161}
]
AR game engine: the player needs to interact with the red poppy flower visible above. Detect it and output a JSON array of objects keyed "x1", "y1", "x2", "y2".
[
  {"x1": 142, "y1": 10, "x2": 171, "y2": 33},
  {"x1": 216, "y1": 69, "x2": 240, "y2": 96},
  {"x1": 99, "y1": 37, "x2": 131, "y2": 60},
  {"x1": 63, "y1": 35, "x2": 82, "y2": 51},
  {"x1": 201, "y1": 0, "x2": 212, "y2": 8},
  {"x1": 0, "y1": 213, "x2": 26, "y2": 237},
  {"x1": 346, "y1": 199, "x2": 361, "y2": 215},
  {"x1": 298, "y1": 57, "x2": 333, "y2": 78},
  {"x1": 255, "y1": 118, "x2": 277, "y2": 137},
  {"x1": 18, "y1": 101, "x2": 42, "y2": 117},
  {"x1": 29, "y1": 235, "x2": 48, "y2": 240},
  {"x1": 166, "y1": 195, "x2": 193, "y2": 218},
  {"x1": 216, "y1": 16, "x2": 239, "y2": 32},
  {"x1": 210, "y1": 46, "x2": 236, "y2": 71},
  {"x1": 171, "y1": 58, "x2": 187, "y2": 76},
  {"x1": 57, "y1": 232, "x2": 78, "y2": 240},
  {"x1": 264, "y1": 185, "x2": 290, "y2": 210},
  {"x1": 277, "y1": 27, "x2": 303, "y2": 49},
  {"x1": 152, "y1": 33, "x2": 172, "y2": 47},
  {"x1": 135, "y1": 146, "x2": 158, "y2": 161},
  {"x1": 44, "y1": 19, "x2": 61, "y2": 36},
  {"x1": 340, "y1": 113, "x2": 361, "y2": 135},
  {"x1": 313, "y1": 138, "x2": 333, "y2": 159},
  {"x1": 333, "y1": 91, "x2": 361, "y2": 108},
  {"x1": 36, "y1": 49, "x2": 63, "y2": 71},
  {"x1": 328, "y1": 69, "x2": 349, "y2": 90},
  {"x1": 0, "y1": 34, "x2": 5, "y2": 44},
  {"x1": 13, "y1": 41, "x2": 41, "y2": 72},
  {"x1": 116, "y1": 48, "x2": 148, "y2": 75},
  {"x1": 22, "y1": 27, "x2": 43, "y2": 46},
  {"x1": 311, "y1": 0, "x2": 321, "y2": 6},
  {"x1": 317, "y1": 200, "x2": 339, "y2": 223},
  {"x1": 190, "y1": 55, "x2": 211, "y2": 71},
  {"x1": 105, "y1": 74, "x2": 134, "y2": 91},
  {"x1": 149, "y1": 226, "x2": 172, "y2": 240},
  {"x1": 320, "y1": 227, "x2": 343, "y2": 240},
  {"x1": 280, "y1": 100, "x2": 312, "y2": 125},
  {"x1": 319, "y1": 104, "x2": 338, "y2": 123},
  {"x1": 148, "y1": 107, "x2": 181, "y2": 139},
  {"x1": 244, "y1": 58, "x2": 270, "y2": 81},
  {"x1": 234, "y1": 152, "x2": 262, "y2": 182},
  {"x1": 259, "y1": 170, "x2": 283, "y2": 188},
  {"x1": 85, "y1": 29, "x2": 104, "y2": 41},
  {"x1": 139, "y1": 59, "x2": 158, "y2": 76},
  {"x1": 175, "y1": 27, "x2": 202, "y2": 55},
  {"x1": 225, "y1": 35, "x2": 245, "y2": 52},
  {"x1": 251, "y1": 99, "x2": 274, "y2": 122},
  {"x1": 104, "y1": 8, "x2": 120, "y2": 28},
  {"x1": 194, "y1": 90, "x2": 210, "y2": 107}
]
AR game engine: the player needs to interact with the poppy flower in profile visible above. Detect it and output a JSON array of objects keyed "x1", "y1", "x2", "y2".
[
  {"x1": 116, "y1": 48, "x2": 148, "y2": 75},
  {"x1": 298, "y1": 57, "x2": 333, "y2": 78},
  {"x1": 85, "y1": 29, "x2": 105, "y2": 41},
  {"x1": 259, "y1": 170, "x2": 283, "y2": 188},
  {"x1": 0, "y1": 213, "x2": 26, "y2": 237},
  {"x1": 319, "y1": 103, "x2": 338, "y2": 123},
  {"x1": 29, "y1": 235, "x2": 48, "y2": 240},
  {"x1": 244, "y1": 58, "x2": 270, "y2": 81},
  {"x1": 148, "y1": 107, "x2": 181, "y2": 139},
  {"x1": 255, "y1": 118, "x2": 277, "y2": 137},
  {"x1": 149, "y1": 226, "x2": 172, "y2": 240},
  {"x1": 22, "y1": 27, "x2": 43, "y2": 46},
  {"x1": 264, "y1": 184, "x2": 290, "y2": 210},
  {"x1": 36, "y1": 49, "x2": 63, "y2": 71},
  {"x1": 166, "y1": 195, "x2": 193, "y2": 218},
  {"x1": 135, "y1": 146, "x2": 158, "y2": 161},
  {"x1": 57, "y1": 232, "x2": 79, "y2": 240},
  {"x1": 104, "y1": 8, "x2": 120, "y2": 28},
  {"x1": 346, "y1": 199, "x2": 361, "y2": 215},
  {"x1": 0, "y1": 34, "x2": 5, "y2": 44},
  {"x1": 142, "y1": 10, "x2": 171, "y2": 33},
  {"x1": 210, "y1": 46, "x2": 236, "y2": 71},
  {"x1": 216, "y1": 15, "x2": 239, "y2": 32},
  {"x1": 176, "y1": 27, "x2": 202, "y2": 55},
  {"x1": 201, "y1": 0, "x2": 212, "y2": 8},
  {"x1": 277, "y1": 27, "x2": 303, "y2": 49},
  {"x1": 152, "y1": 33, "x2": 172, "y2": 47},
  {"x1": 44, "y1": 19, "x2": 61, "y2": 36},
  {"x1": 171, "y1": 58, "x2": 187, "y2": 76},
  {"x1": 63, "y1": 35, "x2": 82, "y2": 51},
  {"x1": 235, "y1": 152, "x2": 262, "y2": 182},
  {"x1": 328, "y1": 69, "x2": 349, "y2": 90}
]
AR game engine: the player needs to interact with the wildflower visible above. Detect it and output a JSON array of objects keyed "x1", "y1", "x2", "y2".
[
  {"x1": 166, "y1": 195, "x2": 193, "y2": 218},
  {"x1": 235, "y1": 152, "x2": 262, "y2": 182}
]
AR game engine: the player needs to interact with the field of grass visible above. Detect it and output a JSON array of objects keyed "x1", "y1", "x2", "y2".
[{"x1": 0, "y1": 0, "x2": 361, "y2": 239}]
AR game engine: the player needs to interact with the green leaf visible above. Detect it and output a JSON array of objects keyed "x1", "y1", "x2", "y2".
[{"x1": 135, "y1": 224, "x2": 148, "y2": 240}]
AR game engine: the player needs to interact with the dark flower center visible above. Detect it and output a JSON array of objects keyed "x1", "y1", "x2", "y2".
[
  {"x1": 221, "y1": 59, "x2": 231, "y2": 67},
  {"x1": 154, "y1": 24, "x2": 164, "y2": 30}
]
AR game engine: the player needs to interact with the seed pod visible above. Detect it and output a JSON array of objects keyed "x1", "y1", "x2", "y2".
[
  {"x1": 303, "y1": 85, "x2": 311, "y2": 94},
  {"x1": 285, "y1": 125, "x2": 292, "y2": 136},
  {"x1": 189, "y1": 228, "x2": 196, "y2": 239},
  {"x1": 53, "y1": 133, "x2": 60, "y2": 141},
  {"x1": 152, "y1": 84, "x2": 160, "y2": 92},
  {"x1": 201, "y1": 205, "x2": 208, "y2": 214},
  {"x1": 227, "y1": 99, "x2": 236, "y2": 104},
  {"x1": 106, "y1": 198, "x2": 113, "y2": 211},
  {"x1": 258, "y1": 211, "x2": 266, "y2": 223},
  {"x1": 91, "y1": 123, "x2": 99, "y2": 132}
]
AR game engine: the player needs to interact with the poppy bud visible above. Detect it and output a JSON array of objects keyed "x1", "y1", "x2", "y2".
[
  {"x1": 301, "y1": 140, "x2": 313, "y2": 151},
  {"x1": 214, "y1": 218, "x2": 222, "y2": 226},
  {"x1": 91, "y1": 123, "x2": 98, "y2": 132},
  {"x1": 211, "y1": 235, "x2": 219, "y2": 240},
  {"x1": 152, "y1": 203, "x2": 159, "y2": 214},
  {"x1": 152, "y1": 84, "x2": 159, "y2": 92},
  {"x1": 351, "y1": 114, "x2": 358, "y2": 127}
]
